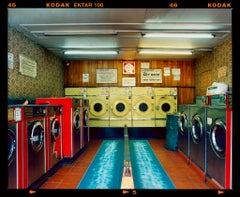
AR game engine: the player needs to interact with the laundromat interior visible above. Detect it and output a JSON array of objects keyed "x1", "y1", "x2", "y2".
[{"x1": 7, "y1": 7, "x2": 236, "y2": 192}]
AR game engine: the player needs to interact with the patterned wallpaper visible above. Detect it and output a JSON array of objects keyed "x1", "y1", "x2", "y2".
[
  {"x1": 194, "y1": 37, "x2": 232, "y2": 96},
  {"x1": 8, "y1": 27, "x2": 232, "y2": 101},
  {"x1": 8, "y1": 27, "x2": 64, "y2": 102}
]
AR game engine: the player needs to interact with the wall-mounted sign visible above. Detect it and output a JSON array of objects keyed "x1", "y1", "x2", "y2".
[
  {"x1": 19, "y1": 54, "x2": 37, "y2": 78},
  {"x1": 123, "y1": 61, "x2": 135, "y2": 74},
  {"x1": 122, "y1": 77, "x2": 136, "y2": 86},
  {"x1": 140, "y1": 62, "x2": 150, "y2": 69},
  {"x1": 82, "y1": 73, "x2": 89, "y2": 82},
  {"x1": 141, "y1": 69, "x2": 162, "y2": 83},
  {"x1": 8, "y1": 52, "x2": 14, "y2": 69},
  {"x1": 172, "y1": 68, "x2": 181, "y2": 81},
  {"x1": 96, "y1": 68, "x2": 117, "y2": 83}
]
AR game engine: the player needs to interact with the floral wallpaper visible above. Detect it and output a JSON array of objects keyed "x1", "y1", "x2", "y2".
[{"x1": 8, "y1": 27, "x2": 64, "y2": 102}]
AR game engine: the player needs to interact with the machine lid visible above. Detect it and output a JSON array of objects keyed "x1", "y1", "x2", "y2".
[
  {"x1": 8, "y1": 129, "x2": 16, "y2": 166},
  {"x1": 191, "y1": 115, "x2": 203, "y2": 144},
  {"x1": 178, "y1": 113, "x2": 188, "y2": 135},
  {"x1": 29, "y1": 121, "x2": 44, "y2": 152},
  {"x1": 210, "y1": 119, "x2": 226, "y2": 159},
  {"x1": 51, "y1": 118, "x2": 60, "y2": 141}
]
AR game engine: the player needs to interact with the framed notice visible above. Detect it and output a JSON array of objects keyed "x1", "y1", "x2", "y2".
[
  {"x1": 19, "y1": 54, "x2": 37, "y2": 78},
  {"x1": 122, "y1": 77, "x2": 136, "y2": 86},
  {"x1": 96, "y1": 68, "x2": 117, "y2": 83},
  {"x1": 123, "y1": 61, "x2": 135, "y2": 74},
  {"x1": 141, "y1": 69, "x2": 162, "y2": 83}
]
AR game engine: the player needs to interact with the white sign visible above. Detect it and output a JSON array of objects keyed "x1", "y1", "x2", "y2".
[
  {"x1": 82, "y1": 73, "x2": 89, "y2": 82},
  {"x1": 122, "y1": 77, "x2": 136, "y2": 86},
  {"x1": 8, "y1": 52, "x2": 14, "y2": 69},
  {"x1": 141, "y1": 69, "x2": 162, "y2": 83},
  {"x1": 96, "y1": 69, "x2": 117, "y2": 83},
  {"x1": 19, "y1": 54, "x2": 37, "y2": 78}
]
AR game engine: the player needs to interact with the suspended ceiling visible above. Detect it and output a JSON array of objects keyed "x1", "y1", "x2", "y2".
[{"x1": 8, "y1": 8, "x2": 232, "y2": 60}]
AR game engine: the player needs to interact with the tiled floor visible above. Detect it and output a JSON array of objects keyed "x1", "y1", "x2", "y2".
[{"x1": 39, "y1": 139, "x2": 220, "y2": 190}]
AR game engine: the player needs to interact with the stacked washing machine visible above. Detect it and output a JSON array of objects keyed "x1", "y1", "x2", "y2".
[
  {"x1": 21, "y1": 104, "x2": 47, "y2": 188},
  {"x1": 189, "y1": 104, "x2": 207, "y2": 179},
  {"x1": 206, "y1": 93, "x2": 228, "y2": 188},
  {"x1": 109, "y1": 87, "x2": 132, "y2": 127},
  {"x1": 36, "y1": 98, "x2": 83, "y2": 159},
  {"x1": 154, "y1": 87, "x2": 178, "y2": 127},
  {"x1": 131, "y1": 87, "x2": 155, "y2": 127},
  {"x1": 177, "y1": 104, "x2": 190, "y2": 162},
  {"x1": 8, "y1": 105, "x2": 24, "y2": 188},
  {"x1": 86, "y1": 87, "x2": 110, "y2": 127}
]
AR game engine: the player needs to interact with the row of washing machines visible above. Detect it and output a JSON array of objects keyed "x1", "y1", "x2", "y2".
[
  {"x1": 65, "y1": 87, "x2": 178, "y2": 128},
  {"x1": 177, "y1": 93, "x2": 232, "y2": 189},
  {"x1": 8, "y1": 97, "x2": 90, "y2": 189}
]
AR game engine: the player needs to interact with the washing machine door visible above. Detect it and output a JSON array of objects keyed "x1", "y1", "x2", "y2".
[
  {"x1": 28, "y1": 121, "x2": 44, "y2": 152},
  {"x1": 191, "y1": 115, "x2": 203, "y2": 144},
  {"x1": 83, "y1": 109, "x2": 89, "y2": 126},
  {"x1": 134, "y1": 99, "x2": 153, "y2": 117},
  {"x1": 209, "y1": 119, "x2": 226, "y2": 159},
  {"x1": 8, "y1": 129, "x2": 16, "y2": 167},
  {"x1": 90, "y1": 100, "x2": 108, "y2": 117},
  {"x1": 178, "y1": 112, "x2": 188, "y2": 136},
  {"x1": 51, "y1": 117, "x2": 60, "y2": 141},
  {"x1": 74, "y1": 108, "x2": 81, "y2": 131},
  {"x1": 111, "y1": 100, "x2": 130, "y2": 117}
]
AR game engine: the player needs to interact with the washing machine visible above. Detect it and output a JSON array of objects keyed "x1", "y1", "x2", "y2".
[
  {"x1": 189, "y1": 104, "x2": 207, "y2": 178},
  {"x1": 36, "y1": 97, "x2": 83, "y2": 159},
  {"x1": 131, "y1": 87, "x2": 155, "y2": 127},
  {"x1": 109, "y1": 87, "x2": 132, "y2": 127},
  {"x1": 8, "y1": 105, "x2": 24, "y2": 189},
  {"x1": 45, "y1": 104, "x2": 63, "y2": 171},
  {"x1": 86, "y1": 87, "x2": 110, "y2": 127},
  {"x1": 177, "y1": 104, "x2": 190, "y2": 161},
  {"x1": 81, "y1": 99, "x2": 90, "y2": 148},
  {"x1": 22, "y1": 104, "x2": 46, "y2": 188},
  {"x1": 225, "y1": 93, "x2": 232, "y2": 189},
  {"x1": 206, "y1": 105, "x2": 227, "y2": 188},
  {"x1": 154, "y1": 88, "x2": 177, "y2": 127}
]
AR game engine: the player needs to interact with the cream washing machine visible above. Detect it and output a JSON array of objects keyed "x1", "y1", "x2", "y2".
[
  {"x1": 154, "y1": 87, "x2": 177, "y2": 127},
  {"x1": 131, "y1": 87, "x2": 155, "y2": 127},
  {"x1": 109, "y1": 87, "x2": 132, "y2": 127},
  {"x1": 86, "y1": 87, "x2": 110, "y2": 127}
]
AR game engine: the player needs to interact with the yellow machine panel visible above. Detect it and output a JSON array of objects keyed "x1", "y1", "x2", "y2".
[
  {"x1": 154, "y1": 87, "x2": 177, "y2": 96},
  {"x1": 86, "y1": 87, "x2": 110, "y2": 127},
  {"x1": 109, "y1": 87, "x2": 132, "y2": 127},
  {"x1": 131, "y1": 87, "x2": 155, "y2": 127},
  {"x1": 65, "y1": 87, "x2": 86, "y2": 99}
]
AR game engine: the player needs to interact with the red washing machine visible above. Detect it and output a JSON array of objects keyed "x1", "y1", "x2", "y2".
[
  {"x1": 225, "y1": 93, "x2": 232, "y2": 189},
  {"x1": 81, "y1": 99, "x2": 90, "y2": 149},
  {"x1": 36, "y1": 97, "x2": 83, "y2": 159},
  {"x1": 8, "y1": 105, "x2": 24, "y2": 188},
  {"x1": 45, "y1": 104, "x2": 63, "y2": 172},
  {"x1": 21, "y1": 104, "x2": 47, "y2": 188}
]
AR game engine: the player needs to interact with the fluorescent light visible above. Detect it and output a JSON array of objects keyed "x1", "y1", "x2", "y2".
[
  {"x1": 138, "y1": 50, "x2": 193, "y2": 55},
  {"x1": 64, "y1": 50, "x2": 118, "y2": 55},
  {"x1": 143, "y1": 33, "x2": 214, "y2": 38}
]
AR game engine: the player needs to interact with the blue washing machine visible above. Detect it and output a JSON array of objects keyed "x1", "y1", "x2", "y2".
[
  {"x1": 189, "y1": 105, "x2": 207, "y2": 175},
  {"x1": 206, "y1": 105, "x2": 226, "y2": 188},
  {"x1": 178, "y1": 104, "x2": 190, "y2": 160}
]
